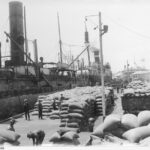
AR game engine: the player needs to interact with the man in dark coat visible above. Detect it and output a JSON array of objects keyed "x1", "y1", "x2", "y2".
[
  {"x1": 38, "y1": 100, "x2": 43, "y2": 119},
  {"x1": 24, "y1": 99, "x2": 30, "y2": 120},
  {"x1": 27, "y1": 130, "x2": 45, "y2": 146}
]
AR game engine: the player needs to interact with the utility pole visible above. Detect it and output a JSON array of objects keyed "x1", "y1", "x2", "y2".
[
  {"x1": 99, "y1": 12, "x2": 106, "y2": 120},
  {"x1": 57, "y1": 13, "x2": 63, "y2": 64}
]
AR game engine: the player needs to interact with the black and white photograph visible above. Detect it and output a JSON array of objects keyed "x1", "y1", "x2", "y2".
[{"x1": 0, "y1": 0, "x2": 150, "y2": 149}]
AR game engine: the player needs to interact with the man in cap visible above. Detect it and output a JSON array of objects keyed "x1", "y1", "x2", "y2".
[
  {"x1": 7, "y1": 117, "x2": 16, "y2": 132},
  {"x1": 24, "y1": 99, "x2": 30, "y2": 120},
  {"x1": 38, "y1": 100, "x2": 43, "y2": 119},
  {"x1": 59, "y1": 94, "x2": 65, "y2": 111},
  {"x1": 88, "y1": 118, "x2": 95, "y2": 132}
]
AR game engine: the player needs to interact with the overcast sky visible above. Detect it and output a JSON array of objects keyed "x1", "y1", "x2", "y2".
[{"x1": 0, "y1": 0, "x2": 150, "y2": 73}]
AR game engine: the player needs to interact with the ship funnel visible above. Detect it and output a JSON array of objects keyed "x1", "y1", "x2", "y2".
[{"x1": 9, "y1": 1, "x2": 24, "y2": 66}]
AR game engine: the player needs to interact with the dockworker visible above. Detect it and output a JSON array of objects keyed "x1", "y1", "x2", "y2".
[
  {"x1": 27, "y1": 130, "x2": 45, "y2": 146},
  {"x1": 7, "y1": 117, "x2": 16, "y2": 132},
  {"x1": 52, "y1": 98, "x2": 57, "y2": 110},
  {"x1": 86, "y1": 136, "x2": 93, "y2": 146},
  {"x1": 59, "y1": 94, "x2": 65, "y2": 111},
  {"x1": 38, "y1": 100, "x2": 43, "y2": 119},
  {"x1": 88, "y1": 118, "x2": 95, "y2": 132},
  {"x1": 24, "y1": 99, "x2": 30, "y2": 120}
]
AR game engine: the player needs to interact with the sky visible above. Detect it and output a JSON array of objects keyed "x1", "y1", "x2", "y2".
[{"x1": 0, "y1": 0, "x2": 150, "y2": 73}]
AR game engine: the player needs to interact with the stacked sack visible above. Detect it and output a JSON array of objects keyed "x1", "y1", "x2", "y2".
[
  {"x1": 95, "y1": 95, "x2": 103, "y2": 116},
  {"x1": 60, "y1": 103, "x2": 69, "y2": 127},
  {"x1": 49, "y1": 129, "x2": 80, "y2": 145},
  {"x1": 59, "y1": 96, "x2": 96, "y2": 131},
  {"x1": 32, "y1": 95, "x2": 53, "y2": 117},
  {"x1": 0, "y1": 129, "x2": 21, "y2": 146},
  {"x1": 68, "y1": 101, "x2": 84, "y2": 130},
  {"x1": 50, "y1": 110, "x2": 60, "y2": 119}
]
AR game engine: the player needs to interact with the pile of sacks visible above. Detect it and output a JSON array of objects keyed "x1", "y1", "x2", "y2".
[
  {"x1": 32, "y1": 95, "x2": 53, "y2": 117},
  {"x1": 32, "y1": 86, "x2": 112, "y2": 123},
  {"x1": 49, "y1": 128, "x2": 80, "y2": 145},
  {"x1": 90, "y1": 110, "x2": 150, "y2": 146},
  {"x1": 95, "y1": 95, "x2": 103, "y2": 116},
  {"x1": 50, "y1": 110, "x2": 60, "y2": 119},
  {"x1": 0, "y1": 129, "x2": 20, "y2": 146},
  {"x1": 122, "y1": 86, "x2": 150, "y2": 114},
  {"x1": 127, "y1": 80, "x2": 146, "y2": 89},
  {"x1": 59, "y1": 95, "x2": 96, "y2": 131}
]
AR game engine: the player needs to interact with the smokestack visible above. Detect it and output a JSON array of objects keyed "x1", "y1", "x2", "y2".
[
  {"x1": 9, "y1": 1, "x2": 24, "y2": 66},
  {"x1": 33, "y1": 39, "x2": 38, "y2": 64}
]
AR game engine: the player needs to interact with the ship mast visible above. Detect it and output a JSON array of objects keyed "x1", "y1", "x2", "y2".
[
  {"x1": 57, "y1": 13, "x2": 63, "y2": 64},
  {"x1": 24, "y1": 6, "x2": 29, "y2": 64}
]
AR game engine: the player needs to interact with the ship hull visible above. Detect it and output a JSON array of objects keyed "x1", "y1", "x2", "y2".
[{"x1": 0, "y1": 93, "x2": 39, "y2": 120}]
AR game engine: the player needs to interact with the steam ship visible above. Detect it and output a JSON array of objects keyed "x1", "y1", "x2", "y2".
[
  {"x1": 0, "y1": 1, "x2": 76, "y2": 120},
  {"x1": 0, "y1": 1, "x2": 112, "y2": 120}
]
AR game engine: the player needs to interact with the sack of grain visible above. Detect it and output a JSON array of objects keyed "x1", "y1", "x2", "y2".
[
  {"x1": 109, "y1": 127, "x2": 126, "y2": 138},
  {"x1": 103, "y1": 114, "x2": 121, "y2": 132},
  {"x1": 0, "y1": 130, "x2": 20, "y2": 142},
  {"x1": 92, "y1": 123, "x2": 104, "y2": 138},
  {"x1": 68, "y1": 109, "x2": 83, "y2": 115},
  {"x1": 58, "y1": 127, "x2": 79, "y2": 135},
  {"x1": 61, "y1": 103, "x2": 69, "y2": 107},
  {"x1": 60, "y1": 114, "x2": 68, "y2": 119},
  {"x1": 51, "y1": 110, "x2": 60, "y2": 116},
  {"x1": 67, "y1": 123, "x2": 79, "y2": 128},
  {"x1": 96, "y1": 95, "x2": 102, "y2": 99},
  {"x1": 60, "y1": 110, "x2": 68, "y2": 115},
  {"x1": 50, "y1": 115, "x2": 60, "y2": 119},
  {"x1": 3, "y1": 140, "x2": 20, "y2": 146},
  {"x1": 138, "y1": 110, "x2": 150, "y2": 126},
  {"x1": 0, "y1": 136, "x2": 6, "y2": 144},
  {"x1": 122, "y1": 126, "x2": 150, "y2": 143},
  {"x1": 68, "y1": 113, "x2": 83, "y2": 119},
  {"x1": 31, "y1": 112, "x2": 38, "y2": 116},
  {"x1": 59, "y1": 123, "x2": 67, "y2": 127},
  {"x1": 140, "y1": 136, "x2": 150, "y2": 146},
  {"x1": 121, "y1": 114, "x2": 138, "y2": 130},
  {"x1": 61, "y1": 107, "x2": 69, "y2": 111},
  {"x1": 49, "y1": 132, "x2": 61, "y2": 143},
  {"x1": 96, "y1": 102, "x2": 102, "y2": 105},
  {"x1": 42, "y1": 112, "x2": 51, "y2": 117},
  {"x1": 42, "y1": 109, "x2": 50, "y2": 113},
  {"x1": 61, "y1": 131, "x2": 79, "y2": 142},
  {"x1": 69, "y1": 103, "x2": 83, "y2": 110},
  {"x1": 61, "y1": 119, "x2": 69, "y2": 123},
  {"x1": 68, "y1": 118, "x2": 81, "y2": 123}
]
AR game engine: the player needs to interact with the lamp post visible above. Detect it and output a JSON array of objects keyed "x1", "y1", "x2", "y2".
[
  {"x1": 85, "y1": 12, "x2": 108, "y2": 120},
  {"x1": 99, "y1": 12, "x2": 108, "y2": 120}
]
